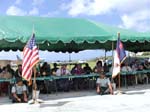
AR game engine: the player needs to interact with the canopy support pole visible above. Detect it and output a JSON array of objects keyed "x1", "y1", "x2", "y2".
[
  {"x1": 111, "y1": 41, "x2": 114, "y2": 75},
  {"x1": 118, "y1": 33, "x2": 121, "y2": 93},
  {"x1": 104, "y1": 50, "x2": 106, "y2": 63},
  {"x1": 112, "y1": 42, "x2": 114, "y2": 64}
]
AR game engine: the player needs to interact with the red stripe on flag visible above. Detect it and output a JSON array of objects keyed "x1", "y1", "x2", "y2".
[{"x1": 22, "y1": 33, "x2": 39, "y2": 81}]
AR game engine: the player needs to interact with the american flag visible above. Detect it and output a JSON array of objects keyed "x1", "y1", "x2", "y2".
[
  {"x1": 22, "y1": 33, "x2": 39, "y2": 81},
  {"x1": 112, "y1": 37, "x2": 126, "y2": 78}
]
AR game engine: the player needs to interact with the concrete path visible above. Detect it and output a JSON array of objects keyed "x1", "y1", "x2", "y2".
[{"x1": 0, "y1": 84, "x2": 150, "y2": 112}]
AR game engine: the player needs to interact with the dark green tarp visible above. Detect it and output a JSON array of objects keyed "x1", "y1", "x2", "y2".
[{"x1": 0, "y1": 15, "x2": 149, "y2": 52}]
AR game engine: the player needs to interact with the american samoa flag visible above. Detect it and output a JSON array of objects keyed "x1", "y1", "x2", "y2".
[
  {"x1": 112, "y1": 37, "x2": 126, "y2": 78},
  {"x1": 22, "y1": 33, "x2": 39, "y2": 81}
]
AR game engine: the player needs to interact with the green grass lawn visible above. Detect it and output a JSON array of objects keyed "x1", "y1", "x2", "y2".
[{"x1": 50, "y1": 60, "x2": 97, "y2": 70}]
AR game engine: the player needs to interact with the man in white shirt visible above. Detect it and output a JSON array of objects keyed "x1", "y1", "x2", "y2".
[
  {"x1": 96, "y1": 72, "x2": 113, "y2": 95},
  {"x1": 56, "y1": 64, "x2": 71, "y2": 91},
  {"x1": 56, "y1": 64, "x2": 70, "y2": 76},
  {"x1": 11, "y1": 78, "x2": 28, "y2": 103},
  {"x1": 121, "y1": 63, "x2": 132, "y2": 72},
  {"x1": 121, "y1": 63, "x2": 134, "y2": 85}
]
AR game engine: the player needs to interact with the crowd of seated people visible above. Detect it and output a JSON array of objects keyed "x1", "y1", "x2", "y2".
[
  {"x1": 0, "y1": 58, "x2": 150, "y2": 98},
  {"x1": 35, "y1": 59, "x2": 150, "y2": 93},
  {"x1": 116, "y1": 59, "x2": 150, "y2": 86},
  {"x1": 130, "y1": 59, "x2": 149, "y2": 84}
]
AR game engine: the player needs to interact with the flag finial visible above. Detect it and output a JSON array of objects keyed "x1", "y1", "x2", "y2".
[{"x1": 118, "y1": 32, "x2": 120, "y2": 38}]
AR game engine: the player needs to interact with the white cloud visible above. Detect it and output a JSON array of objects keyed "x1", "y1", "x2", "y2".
[
  {"x1": 6, "y1": 6, "x2": 39, "y2": 16},
  {"x1": 61, "y1": 0, "x2": 121, "y2": 16},
  {"x1": 120, "y1": 9, "x2": 150, "y2": 32},
  {"x1": 63, "y1": 0, "x2": 149, "y2": 16},
  {"x1": 62, "y1": 0, "x2": 150, "y2": 32},
  {"x1": 6, "y1": 5, "x2": 27, "y2": 16},
  {"x1": 61, "y1": 0, "x2": 88, "y2": 16},
  {"x1": 29, "y1": 7, "x2": 39, "y2": 15}
]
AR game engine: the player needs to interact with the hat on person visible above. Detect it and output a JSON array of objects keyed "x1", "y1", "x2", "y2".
[{"x1": 16, "y1": 77, "x2": 22, "y2": 83}]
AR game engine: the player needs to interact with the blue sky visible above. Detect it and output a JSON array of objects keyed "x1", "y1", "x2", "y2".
[
  {"x1": 0, "y1": 50, "x2": 112, "y2": 62},
  {"x1": 0, "y1": 0, "x2": 149, "y2": 61},
  {"x1": 0, "y1": 0, "x2": 149, "y2": 31}
]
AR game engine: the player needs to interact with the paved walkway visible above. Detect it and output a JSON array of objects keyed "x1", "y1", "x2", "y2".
[{"x1": 0, "y1": 84, "x2": 150, "y2": 112}]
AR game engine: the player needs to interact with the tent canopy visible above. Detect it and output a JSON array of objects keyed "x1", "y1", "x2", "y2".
[
  {"x1": 92, "y1": 21, "x2": 150, "y2": 42},
  {"x1": 0, "y1": 15, "x2": 149, "y2": 52}
]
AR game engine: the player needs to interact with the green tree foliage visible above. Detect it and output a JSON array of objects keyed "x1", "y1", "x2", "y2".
[{"x1": 142, "y1": 52, "x2": 150, "y2": 56}]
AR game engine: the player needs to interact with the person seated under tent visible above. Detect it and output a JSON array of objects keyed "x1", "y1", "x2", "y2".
[
  {"x1": 56, "y1": 64, "x2": 71, "y2": 91},
  {"x1": 51, "y1": 63, "x2": 59, "y2": 75},
  {"x1": 121, "y1": 62, "x2": 133, "y2": 86},
  {"x1": 72, "y1": 64, "x2": 86, "y2": 90},
  {"x1": 83, "y1": 63, "x2": 92, "y2": 74},
  {"x1": 93, "y1": 60, "x2": 104, "y2": 74},
  {"x1": 96, "y1": 72, "x2": 113, "y2": 95},
  {"x1": 11, "y1": 78, "x2": 28, "y2": 103},
  {"x1": 0, "y1": 66, "x2": 12, "y2": 96}
]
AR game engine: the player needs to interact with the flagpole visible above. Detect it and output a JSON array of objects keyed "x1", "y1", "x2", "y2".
[
  {"x1": 117, "y1": 32, "x2": 122, "y2": 94},
  {"x1": 32, "y1": 26, "x2": 37, "y2": 103},
  {"x1": 118, "y1": 72, "x2": 121, "y2": 92},
  {"x1": 104, "y1": 50, "x2": 106, "y2": 62},
  {"x1": 112, "y1": 41, "x2": 114, "y2": 65},
  {"x1": 111, "y1": 41, "x2": 114, "y2": 84},
  {"x1": 33, "y1": 65, "x2": 37, "y2": 102},
  {"x1": 27, "y1": 32, "x2": 43, "y2": 104},
  {"x1": 112, "y1": 32, "x2": 126, "y2": 94}
]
